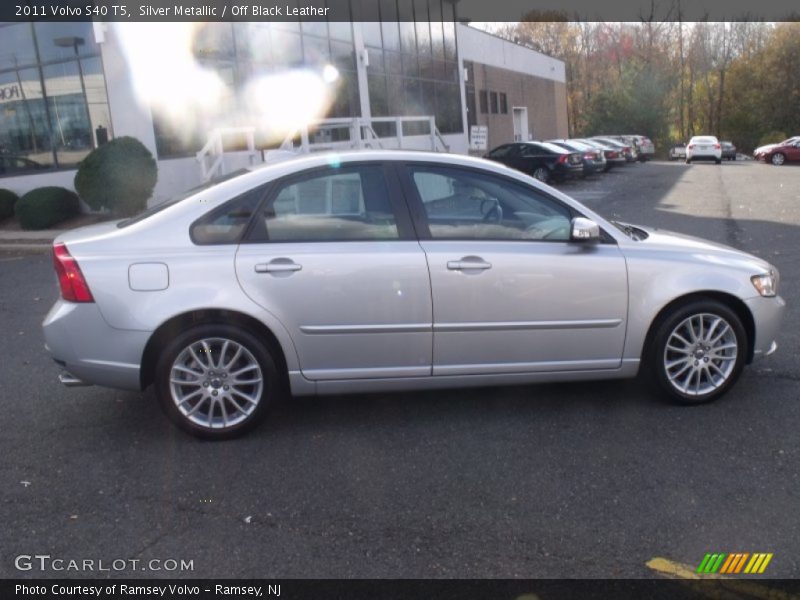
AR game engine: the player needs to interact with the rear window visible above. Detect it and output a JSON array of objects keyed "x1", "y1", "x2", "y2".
[{"x1": 692, "y1": 137, "x2": 717, "y2": 144}]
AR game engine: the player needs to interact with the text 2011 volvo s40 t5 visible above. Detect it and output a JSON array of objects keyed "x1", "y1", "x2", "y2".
[{"x1": 43, "y1": 151, "x2": 785, "y2": 439}]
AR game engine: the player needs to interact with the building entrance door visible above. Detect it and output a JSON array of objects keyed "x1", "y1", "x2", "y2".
[{"x1": 512, "y1": 107, "x2": 529, "y2": 142}]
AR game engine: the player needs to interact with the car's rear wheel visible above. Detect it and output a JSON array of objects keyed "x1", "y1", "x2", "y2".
[
  {"x1": 715, "y1": 158, "x2": 722, "y2": 164},
  {"x1": 647, "y1": 300, "x2": 747, "y2": 405},
  {"x1": 771, "y1": 153, "x2": 785, "y2": 166},
  {"x1": 531, "y1": 166, "x2": 550, "y2": 183},
  {"x1": 155, "y1": 324, "x2": 281, "y2": 439},
  {"x1": 685, "y1": 158, "x2": 691, "y2": 164}
]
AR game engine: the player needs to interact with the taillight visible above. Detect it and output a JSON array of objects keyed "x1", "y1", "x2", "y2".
[
  {"x1": 688, "y1": 144, "x2": 695, "y2": 149},
  {"x1": 714, "y1": 143, "x2": 721, "y2": 149},
  {"x1": 557, "y1": 154, "x2": 568, "y2": 164},
  {"x1": 52, "y1": 243, "x2": 94, "y2": 303}
]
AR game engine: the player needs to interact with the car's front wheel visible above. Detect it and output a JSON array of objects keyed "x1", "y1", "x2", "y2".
[
  {"x1": 647, "y1": 300, "x2": 747, "y2": 405},
  {"x1": 771, "y1": 153, "x2": 785, "y2": 166},
  {"x1": 155, "y1": 324, "x2": 281, "y2": 439}
]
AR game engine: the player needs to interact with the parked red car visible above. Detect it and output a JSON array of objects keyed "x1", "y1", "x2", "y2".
[{"x1": 754, "y1": 137, "x2": 800, "y2": 165}]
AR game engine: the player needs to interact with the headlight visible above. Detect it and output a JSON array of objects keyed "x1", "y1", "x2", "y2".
[{"x1": 751, "y1": 269, "x2": 779, "y2": 297}]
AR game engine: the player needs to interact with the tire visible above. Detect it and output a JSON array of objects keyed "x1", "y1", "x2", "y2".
[
  {"x1": 645, "y1": 299, "x2": 747, "y2": 405},
  {"x1": 715, "y1": 158, "x2": 722, "y2": 164},
  {"x1": 685, "y1": 158, "x2": 692, "y2": 164},
  {"x1": 532, "y1": 167, "x2": 550, "y2": 183},
  {"x1": 771, "y1": 153, "x2": 785, "y2": 166},
  {"x1": 155, "y1": 324, "x2": 282, "y2": 439}
]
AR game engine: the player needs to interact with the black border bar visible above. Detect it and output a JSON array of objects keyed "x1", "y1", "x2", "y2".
[
  {"x1": 5, "y1": 579, "x2": 800, "y2": 600},
  {"x1": 3, "y1": 0, "x2": 800, "y2": 22}
]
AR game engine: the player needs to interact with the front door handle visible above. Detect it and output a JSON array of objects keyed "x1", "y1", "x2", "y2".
[
  {"x1": 255, "y1": 259, "x2": 302, "y2": 274},
  {"x1": 447, "y1": 256, "x2": 492, "y2": 271}
]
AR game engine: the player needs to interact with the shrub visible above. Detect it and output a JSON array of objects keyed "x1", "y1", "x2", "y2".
[
  {"x1": 15, "y1": 187, "x2": 80, "y2": 230},
  {"x1": 758, "y1": 131, "x2": 788, "y2": 147},
  {"x1": 74, "y1": 136, "x2": 157, "y2": 216},
  {"x1": 0, "y1": 188, "x2": 19, "y2": 220}
]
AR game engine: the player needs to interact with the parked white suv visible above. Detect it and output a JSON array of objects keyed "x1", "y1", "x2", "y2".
[{"x1": 686, "y1": 136, "x2": 722, "y2": 164}]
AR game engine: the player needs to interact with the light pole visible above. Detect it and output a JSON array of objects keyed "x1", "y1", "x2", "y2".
[{"x1": 53, "y1": 36, "x2": 94, "y2": 149}]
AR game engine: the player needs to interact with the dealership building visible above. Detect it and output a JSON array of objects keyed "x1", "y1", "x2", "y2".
[{"x1": 0, "y1": 9, "x2": 567, "y2": 204}]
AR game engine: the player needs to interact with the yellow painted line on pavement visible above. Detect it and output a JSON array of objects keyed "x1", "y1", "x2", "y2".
[{"x1": 646, "y1": 557, "x2": 800, "y2": 600}]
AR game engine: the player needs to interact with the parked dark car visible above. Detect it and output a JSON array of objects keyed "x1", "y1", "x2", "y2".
[
  {"x1": 754, "y1": 137, "x2": 800, "y2": 166},
  {"x1": 484, "y1": 142, "x2": 583, "y2": 184},
  {"x1": 592, "y1": 137, "x2": 637, "y2": 162},
  {"x1": 574, "y1": 139, "x2": 625, "y2": 169},
  {"x1": 548, "y1": 139, "x2": 606, "y2": 175},
  {"x1": 721, "y1": 141, "x2": 737, "y2": 160}
]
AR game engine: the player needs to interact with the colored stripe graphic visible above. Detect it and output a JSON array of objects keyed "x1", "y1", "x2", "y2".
[{"x1": 699, "y1": 552, "x2": 774, "y2": 574}]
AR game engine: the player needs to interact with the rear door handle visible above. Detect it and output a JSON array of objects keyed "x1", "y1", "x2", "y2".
[
  {"x1": 447, "y1": 257, "x2": 492, "y2": 271},
  {"x1": 255, "y1": 260, "x2": 302, "y2": 273}
]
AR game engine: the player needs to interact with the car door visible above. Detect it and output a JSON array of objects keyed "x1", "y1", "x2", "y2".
[
  {"x1": 787, "y1": 141, "x2": 800, "y2": 162},
  {"x1": 235, "y1": 162, "x2": 433, "y2": 380},
  {"x1": 398, "y1": 162, "x2": 628, "y2": 376}
]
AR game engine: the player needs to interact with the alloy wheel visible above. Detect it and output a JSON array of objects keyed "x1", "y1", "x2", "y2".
[
  {"x1": 663, "y1": 313, "x2": 738, "y2": 397},
  {"x1": 169, "y1": 337, "x2": 264, "y2": 429}
]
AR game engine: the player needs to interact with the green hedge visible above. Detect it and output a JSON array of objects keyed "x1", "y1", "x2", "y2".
[
  {"x1": 0, "y1": 189, "x2": 19, "y2": 220},
  {"x1": 15, "y1": 187, "x2": 80, "y2": 230},
  {"x1": 74, "y1": 136, "x2": 157, "y2": 216}
]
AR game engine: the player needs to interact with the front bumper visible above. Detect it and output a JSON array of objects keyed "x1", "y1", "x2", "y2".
[
  {"x1": 43, "y1": 300, "x2": 150, "y2": 391},
  {"x1": 745, "y1": 295, "x2": 787, "y2": 361}
]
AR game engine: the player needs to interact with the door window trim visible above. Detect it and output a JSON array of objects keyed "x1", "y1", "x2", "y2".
[
  {"x1": 241, "y1": 161, "x2": 418, "y2": 244},
  {"x1": 396, "y1": 161, "x2": 617, "y2": 244}
]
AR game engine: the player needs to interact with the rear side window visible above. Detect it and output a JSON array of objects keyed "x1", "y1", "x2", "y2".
[
  {"x1": 191, "y1": 187, "x2": 265, "y2": 245},
  {"x1": 248, "y1": 165, "x2": 400, "y2": 242}
]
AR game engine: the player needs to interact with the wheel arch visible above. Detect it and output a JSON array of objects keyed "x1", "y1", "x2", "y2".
[
  {"x1": 640, "y1": 291, "x2": 756, "y2": 366},
  {"x1": 140, "y1": 309, "x2": 290, "y2": 390}
]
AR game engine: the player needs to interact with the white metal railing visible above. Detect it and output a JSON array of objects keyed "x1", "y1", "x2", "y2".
[
  {"x1": 196, "y1": 127, "x2": 259, "y2": 182},
  {"x1": 197, "y1": 117, "x2": 450, "y2": 181},
  {"x1": 280, "y1": 116, "x2": 450, "y2": 154}
]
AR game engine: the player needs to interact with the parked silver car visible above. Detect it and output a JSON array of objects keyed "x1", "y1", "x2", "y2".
[{"x1": 43, "y1": 151, "x2": 785, "y2": 439}]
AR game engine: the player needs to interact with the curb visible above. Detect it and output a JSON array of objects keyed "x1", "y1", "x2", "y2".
[{"x1": 0, "y1": 243, "x2": 52, "y2": 252}]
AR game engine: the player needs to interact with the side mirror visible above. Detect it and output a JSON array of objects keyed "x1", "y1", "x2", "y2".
[{"x1": 570, "y1": 217, "x2": 600, "y2": 242}]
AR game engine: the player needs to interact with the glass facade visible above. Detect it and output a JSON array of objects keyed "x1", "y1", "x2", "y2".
[
  {"x1": 157, "y1": 1, "x2": 462, "y2": 158},
  {"x1": 0, "y1": 22, "x2": 111, "y2": 176},
  {"x1": 153, "y1": 16, "x2": 360, "y2": 158},
  {"x1": 360, "y1": 0, "x2": 462, "y2": 135}
]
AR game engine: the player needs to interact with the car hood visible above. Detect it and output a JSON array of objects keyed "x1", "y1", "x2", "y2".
[
  {"x1": 754, "y1": 143, "x2": 778, "y2": 154},
  {"x1": 621, "y1": 223, "x2": 773, "y2": 272}
]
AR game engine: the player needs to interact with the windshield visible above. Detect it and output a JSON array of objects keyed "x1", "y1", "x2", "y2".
[{"x1": 117, "y1": 169, "x2": 251, "y2": 228}]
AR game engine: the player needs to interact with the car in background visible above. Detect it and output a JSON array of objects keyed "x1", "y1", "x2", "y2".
[
  {"x1": 547, "y1": 139, "x2": 606, "y2": 176},
  {"x1": 592, "y1": 137, "x2": 637, "y2": 162},
  {"x1": 484, "y1": 142, "x2": 584, "y2": 184},
  {"x1": 720, "y1": 141, "x2": 737, "y2": 161},
  {"x1": 574, "y1": 139, "x2": 625, "y2": 169},
  {"x1": 753, "y1": 136, "x2": 800, "y2": 163},
  {"x1": 754, "y1": 137, "x2": 800, "y2": 166},
  {"x1": 42, "y1": 150, "x2": 785, "y2": 438},
  {"x1": 0, "y1": 155, "x2": 46, "y2": 175},
  {"x1": 669, "y1": 143, "x2": 687, "y2": 160},
  {"x1": 686, "y1": 136, "x2": 722, "y2": 164},
  {"x1": 628, "y1": 135, "x2": 655, "y2": 161}
]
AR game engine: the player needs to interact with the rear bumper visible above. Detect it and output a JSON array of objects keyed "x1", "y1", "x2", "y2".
[{"x1": 43, "y1": 300, "x2": 150, "y2": 391}]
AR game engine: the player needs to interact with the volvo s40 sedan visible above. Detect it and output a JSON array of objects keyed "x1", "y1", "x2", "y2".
[{"x1": 43, "y1": 151, "x2": 785, "y2": 439}]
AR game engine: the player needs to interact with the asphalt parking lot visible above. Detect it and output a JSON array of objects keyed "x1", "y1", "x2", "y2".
[{"x1": 1, "y1": 160, "x2": 798, "y2": 580}]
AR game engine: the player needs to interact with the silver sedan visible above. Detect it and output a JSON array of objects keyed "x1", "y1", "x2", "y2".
[{"x1": 43, "y1": 151, "x2": 785, "y2": 439}]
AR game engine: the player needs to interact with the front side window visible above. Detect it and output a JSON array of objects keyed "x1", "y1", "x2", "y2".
[
  {"x1": 249, "y1": 165, "x2": 400, "y2": 242},
  {"x1": 409, "y1": 166, "x2": 572, "y2": 242}
]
